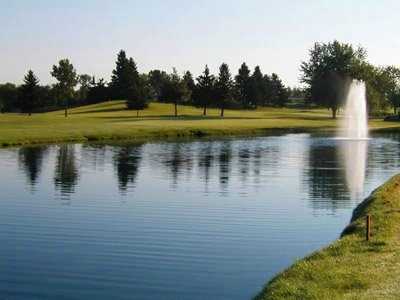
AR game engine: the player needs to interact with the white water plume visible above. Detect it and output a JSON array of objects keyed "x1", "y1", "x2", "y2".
[
  {"x1": 338, "y1": 79, "x2": 368, "y2": 199},
  {"x1": 341, "y1": 80, "x2": 368, "y2": 140}
]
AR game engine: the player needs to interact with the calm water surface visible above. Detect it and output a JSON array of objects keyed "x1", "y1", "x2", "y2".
[{"x1": 1, "y1": 133, "x2": 400, "y2": 299}]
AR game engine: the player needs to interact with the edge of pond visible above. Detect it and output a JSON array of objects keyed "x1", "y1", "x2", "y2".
[
  {"x1": 1, "y1": 124, "x2": 399, "y2": 149},
  {"x1": 255, "y1": 174, "x2": 400, "y2": 299}
]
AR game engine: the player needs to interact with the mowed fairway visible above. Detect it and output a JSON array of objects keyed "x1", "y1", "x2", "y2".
[{"x1": 0, "y1": 101, "x2": 399, "y2": 147}]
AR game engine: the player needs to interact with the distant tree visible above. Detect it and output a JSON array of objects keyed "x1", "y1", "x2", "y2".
[
  {"x1": 270, "y1": 73, "x2": 289, "y2": 107},
  {"x1": 195, "y1": 65, "x2": 215, "y2": 116},
  {"x1": 148, "y1": 70, "x2": 169, "y2": 100},
  {"x1": 87, "y1": 77, "x2": 110, "y2": 104},
  {"x1": 389, "y1": 88, "x2": 400, "y2": 115},
  {"x1": 356, "y1": 63, "x2": 399, "y2": 114},
  {"x1": 183, "y1": 70, "x2": 196, "y2": 103},
  {"x1": 215, "y1": 63, "x2": 234, "y2": 117},
  {"x1": 51, "y1": 59, "x2": 78, "y2": 117},
  {"x1": 110, "y1": 50, "x2": 146, "y2": 111},
  {"x1": 301, "y1": 40, "x2": 367, "y2": 118},
  {"x1": 110, "y1": 50, "x2": 140, "y2": 102},
  {"x1": 126, "y1": 74, "x2": 152, "y2": 116},
  {"x1": 288, "y1": 87, "x2": 306, "y2": 99},
  {"x1": 77, "y1": 74, "x2": 92, "y2": 102},
  {"x1": 378, "y1": 66, "x2": 400, "y2": 114},
  {"x1": 160, "y1": 69, "x2": 191, "y2": 117},
  {"x1": 235, "y1": 62, "x2": 252, "y2": 108},
  {"x1": 19, "y1": 70, "x2": 40, "y2": 115},
  {"x1": 0, "y1": 83, "x2": 19, "y2": 112},
  {"x1": 110, "y1": 50, "x2": 129, "y2": 99},
  {"x1": 37, "y1": 85, "x2": 57, "y2": 109},
  {"x1": 262, "y1": 74, "x2": 272, "y2": 106},
  {"x1": 249, "y1": 66, "x2": 264, "y2": 108}
]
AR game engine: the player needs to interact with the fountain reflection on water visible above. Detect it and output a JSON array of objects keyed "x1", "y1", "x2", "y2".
[
  {"x1": 338, "y1": 79, "x2": 369, "y2": 199},
  {"x1": 340, "y1": 139, "x2": 368, "y2": 199}
]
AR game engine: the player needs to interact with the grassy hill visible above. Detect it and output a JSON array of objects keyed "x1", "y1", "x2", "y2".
[{"x1": 0, "y1": 101, "x2": 399, "y2": 147}]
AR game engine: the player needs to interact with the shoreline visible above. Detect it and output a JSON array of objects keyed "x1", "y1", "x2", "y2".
[
  {"x1": 0, "y1": 126, "x2": 331, "y2": 148},
  {"x1": 255, "y1": 174, "x2": 400, "y2": 300},
  {"x1": 1, "y1": 123, "x2": 399, "y2": 149}
]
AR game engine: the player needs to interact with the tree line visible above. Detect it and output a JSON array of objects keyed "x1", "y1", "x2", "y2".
[{"x1": 0, "y1": 50, "x2": 289, "y2": 116}]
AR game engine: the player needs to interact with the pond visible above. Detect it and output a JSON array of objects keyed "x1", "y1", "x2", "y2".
[{"x1": 1, "y1": 132, "x2": 400, "y2": 299}]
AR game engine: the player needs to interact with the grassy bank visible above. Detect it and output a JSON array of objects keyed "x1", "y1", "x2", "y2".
[
  {"x1": 255, "y1": 174, "x2": 400, "y2": 300},
  {"x1": 1, "y1": 101, "x2": 400, "y2": 147}
]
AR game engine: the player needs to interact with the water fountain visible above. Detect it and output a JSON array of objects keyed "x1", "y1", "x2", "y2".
[
  {"x1": 341, "y1": 80, "x2": 368, "y2": 140},
  {"x1": 339, "y1": 79, "x2": 369, "y2": 198}
]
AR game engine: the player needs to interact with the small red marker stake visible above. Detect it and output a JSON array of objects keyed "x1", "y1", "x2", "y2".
[{"x1": 366, "y1": 215, "x2": 371, "y2": 241}]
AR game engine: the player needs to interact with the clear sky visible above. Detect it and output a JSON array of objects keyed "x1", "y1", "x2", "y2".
[{"x1": 1, "y1": 0, "x2": 399, "y2": 87}]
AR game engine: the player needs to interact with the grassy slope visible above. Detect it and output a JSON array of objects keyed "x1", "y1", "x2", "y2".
[
  {"x1": 0, "y1": 101, "x2": 399, "y2": 147},
  {"x1": 255, "y1": 174, "x2": 400, "y2": 300}
]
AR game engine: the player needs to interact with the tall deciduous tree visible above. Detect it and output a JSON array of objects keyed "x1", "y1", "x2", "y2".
[
  {"x1": 377, "y1": 66, "x2": 400, "y2": 114},
  {"x1": 215, "y1": 63, "x2": 234, "y2": 117},
  {"x1": 301, "y1": 40, "x2": 367, "y2": 118},
  {"x1": 195, "y1": 65, "x2": 215, "y2": 116},
  {"x1": 20, "y1": 70, "x2": 40, "y2": 115},
  {"x1": 51, "y1": 59, "x2": 78, "y2": 117},
  {"x1": 389, "y1": 87, "x2": 400, "y2": 115}
]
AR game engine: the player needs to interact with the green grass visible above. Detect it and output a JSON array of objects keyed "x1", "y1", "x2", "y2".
[
  {"x1": 0, "y1": 101, "x2": 400, "y2": 147},
  {"x1": 255, "y1": 174, "x2": 400, "y2": 300}
]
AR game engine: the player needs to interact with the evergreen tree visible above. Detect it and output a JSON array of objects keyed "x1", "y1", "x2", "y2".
[
  {"x1": 51, "y1": 59, "x2": 78, "y2": 117},
  {"x1": 183, "y1": 70, "x2": 196, "y2": 103},
  {"x1": 20, "y1": 70, "x2": 40, "y2": 115},
  {"x1": 270, "y1": 73, "x2": 289, "y2": 107},
  {"x1": 110, "y1": 50, "x2": 148, "y2": 111},
  {"x1": 262, "y1": 74, "x2": 273, "y2": 106},
  {"x1": 215, "y1": 63, "x2": 234, "y2": 117},
  {"x1": 195, "y1": 65, "x2": 215, "y2": 116},
  {"x1": 159, "y1": 69, "x2": 191, "y2": 117},
  {"x1": 110, "y1": 50, "x2": 140, "y2": 102},
  {"x1": 235, "y1": 62, "x2": 252, "y2": 108},
  {"x1": 249, "y1": 66, "x2": 264, "y2": 108}
]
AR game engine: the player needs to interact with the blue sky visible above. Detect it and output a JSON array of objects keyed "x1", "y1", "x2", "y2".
[{"x1": 1, "y1": 0, "x2": 399, "y2": 86}]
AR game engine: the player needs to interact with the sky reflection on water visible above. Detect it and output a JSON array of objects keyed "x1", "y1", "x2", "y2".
[{"x1": 1, "y1": 133, "x2": 400, "y2": 299}]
